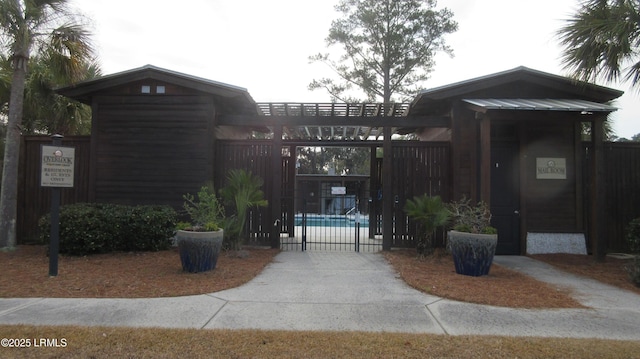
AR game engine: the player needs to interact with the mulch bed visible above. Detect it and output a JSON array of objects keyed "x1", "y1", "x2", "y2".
[
  {"x1": 530, "y1": 253, "x2": 640, "y2": 295},
  {"x1": 2, "y1": 245, "x2": 637, "y2": 310},
  {"x1": 384, "y1": 249, "x2": 586, "y2": 308},
  {"x1": 0, "y1": 245, "x2": 279, "y2": 298}
]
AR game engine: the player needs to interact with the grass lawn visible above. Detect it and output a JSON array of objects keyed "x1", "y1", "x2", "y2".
[{"x1": 1, "y1": 325, "x2": 639, "y2": 359}]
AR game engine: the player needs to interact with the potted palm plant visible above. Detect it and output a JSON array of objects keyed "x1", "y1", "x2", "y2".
[
  {"x1": 447, "y1": 197, "x2": 498, "y2": 276},
  {"x1": 176, "y1": 184, "x2": 225, "y2": 273},
  {"x1": 403, "y1": 194, "x2": 450, "y2": 256}
]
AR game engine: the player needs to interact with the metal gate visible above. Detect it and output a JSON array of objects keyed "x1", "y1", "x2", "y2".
[
  {"x1": 279, "y1": 175, "x2": 383, "y2": 252},
  {"x1": 215, "y1": 140, "x2": 450, "y2": 252}
]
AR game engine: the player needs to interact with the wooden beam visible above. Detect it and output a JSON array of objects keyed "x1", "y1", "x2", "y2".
[
  {"x1": 518, "y1": 122, "x2": 527, "y2": 255},
  {"x1": 590, "y1": 117, "x2": 607, "y2": 261},
  {"x1": 270, "y1": 125, "x2": 283, "y2": 249},
  {"x1": 479, "y1": 115, "x2": 491, "y2": 204},
  {"x1": 363, "y1": 126, "x2": 374, "y2": 139},
  {"x1": 217, "y1": 114, "x2": 451, "y2": 127},
  {"x1": 382, "y1": 126, "x2": 393, "y2": 250},
  {"x1": 574, "y1": 120, "x2": 584, "y2": 231},
  {"x1": 369, "y1": 144, "x2": 378, "y2": 239}
]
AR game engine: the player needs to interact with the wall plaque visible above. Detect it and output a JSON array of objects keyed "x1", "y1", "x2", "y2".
[{"x1": 536, "y1": 157, "x2": 566, "y2": 180}]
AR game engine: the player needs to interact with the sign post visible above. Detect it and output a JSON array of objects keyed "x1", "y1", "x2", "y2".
[{"x1": 41, "y1": 134, "x2": 75, "y2": 276}]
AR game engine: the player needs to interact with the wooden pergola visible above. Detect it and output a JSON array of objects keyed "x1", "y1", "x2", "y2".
[{"x1": 218, "y1": 102, "x2": 451, "y2": 249}]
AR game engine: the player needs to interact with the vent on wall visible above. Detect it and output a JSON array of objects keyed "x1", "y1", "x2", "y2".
[{"x1": 140, "y1": 85, "x2": 166, "y2": 94}]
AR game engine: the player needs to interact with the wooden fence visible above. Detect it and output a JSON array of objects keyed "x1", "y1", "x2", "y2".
[
  {"x1": 394, "y1": 142, "x2": 451, "y2": 248},
  {"x1": 600, "y1": 142, "x2": 640, "y2": 251},
  {"x1": 15, "y1": 137, "x2": 640, "y2": 253},
  {"x1": 18, "y1": 136, "x2": 91, "y2": 243}
]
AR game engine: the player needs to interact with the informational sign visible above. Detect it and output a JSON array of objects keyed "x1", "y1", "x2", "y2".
[
  {"x1": 331, "y1": 186, "x2": 346, "y2": 195},
  {"x1": 41, "y1": 145, "x2": 75, "y2": 187},
  {"x1": 536, "y1": 157, "x2": 566, "y2": 180}
]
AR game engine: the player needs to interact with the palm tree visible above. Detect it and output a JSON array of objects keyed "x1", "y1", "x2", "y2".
[
  {"x1": 219, "y1": 170, "x2": 268, "y2": 251},
  {"x1": 557, "y1": 0, "x2": 640, "y2": 88},
  {"x1": 21, "y1": 55, "x2": 99, "y2": 135},
  {"x1": 0, "y1": 0, "x2": 94, "y2": 249},
  {"x1": 403, "y1": 194, "x2": 450, "y2": 255},
  {"x1": 0, "y1": 54, "x2": 99, "y2": 135}
]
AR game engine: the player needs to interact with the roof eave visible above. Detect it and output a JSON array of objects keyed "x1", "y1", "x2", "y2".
[
  {"x1": 56, "y1": 64, "x2": 255, "y2": 105},
  {"x1": 414, "y1": 66, "x2": 624, "y2": 103}
]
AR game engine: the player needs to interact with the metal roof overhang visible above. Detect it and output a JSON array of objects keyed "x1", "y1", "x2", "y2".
[{"x1": 463, "y1": 98, "x2": 618, "y2": 114}]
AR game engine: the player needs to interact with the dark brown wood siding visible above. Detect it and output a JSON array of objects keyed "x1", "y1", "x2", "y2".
[
  {"x1": 92, "y1": 95, "x2": 215, "y2": 208},
  {"x1": 450, "y1": 104, "x2": 479, "y2": 201},
  {"x1": 522, "y1": 117, "x2": 581, "y2": 232},
  {"x1": 600, "y1": 142, "x2": 640, "y2": 251}
]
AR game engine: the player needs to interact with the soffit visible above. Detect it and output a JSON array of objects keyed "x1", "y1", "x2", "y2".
[{"x1": 463, "y1": 98, "x2": 618, "y2": 113}]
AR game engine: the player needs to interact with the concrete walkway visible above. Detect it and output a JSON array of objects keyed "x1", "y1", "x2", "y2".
[{"x1": 1, "y1": 252, "x2": 639, "y2": 339}]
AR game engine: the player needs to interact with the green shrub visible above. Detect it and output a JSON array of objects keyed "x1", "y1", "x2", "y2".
[
  {"x1": 626, "y1": 217, "x2": 640, "y2": 253},
  {"x1": 125, "y1": 205, "x2": 178, "y2": 251},
  {"x1": 39, "y1": 203, "x2": 177, "y2": 255},
  {"x1": 176, "y1": 222, "x2": 192, "y2": 231},
  {"x1": 182, "y1": 185, "x2": 225, "y2": 230},
  {"x1": 627, "y1": 256, "x2": 640, "y2": 287},
  {"x1": 448, "y1": 197, "x2": 497, "y2": 235},
  {"x1": 38, "y1": 203, "x2": 117, "y2": 254}
]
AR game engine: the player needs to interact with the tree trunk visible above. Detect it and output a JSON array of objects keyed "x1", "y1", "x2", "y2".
[
  {"x1": 0, "y1": 55, "x2": 28, "y2": 249},
  {"x1": 383, "y1": 66, "x2": 391, "y2": 103}
]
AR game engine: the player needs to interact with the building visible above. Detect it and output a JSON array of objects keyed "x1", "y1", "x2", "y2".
[{"x1": 19, "y1": 65, "x2": 625, "y2": 255}]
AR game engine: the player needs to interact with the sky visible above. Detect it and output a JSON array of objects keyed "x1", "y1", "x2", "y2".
[{"x1": 69, "y1": 0, "x2": 640, "y2": 139}]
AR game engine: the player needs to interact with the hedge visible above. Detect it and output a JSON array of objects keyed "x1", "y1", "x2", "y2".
[{"x1": 38, "y1": 203, "x2": 177, "y2": 255}]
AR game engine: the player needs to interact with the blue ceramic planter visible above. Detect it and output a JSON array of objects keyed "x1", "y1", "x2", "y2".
[
  {"x1": 176, "y1": 230, "x2": 224, "y2": 273},
  {"x1": 448, "y1": 230, "x2": 497, "y2": 277}
]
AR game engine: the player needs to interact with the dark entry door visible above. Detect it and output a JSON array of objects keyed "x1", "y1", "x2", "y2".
[{"x1": 491, "y1": 142, "x2": 520, "y2": 254}]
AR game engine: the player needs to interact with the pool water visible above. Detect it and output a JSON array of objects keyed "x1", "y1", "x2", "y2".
[{"x1": 294, "y1": 214, "x2": 369, "y2": 227}]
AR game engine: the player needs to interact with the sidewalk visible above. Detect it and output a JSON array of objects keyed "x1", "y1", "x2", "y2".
[{"x1": 1, "y1": 252, "x2": 639, "y2": 340}]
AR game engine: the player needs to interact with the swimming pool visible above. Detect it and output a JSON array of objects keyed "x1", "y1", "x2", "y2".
[{"x1": 294, "y1": 214, "x2": 370, "y2": 227}]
